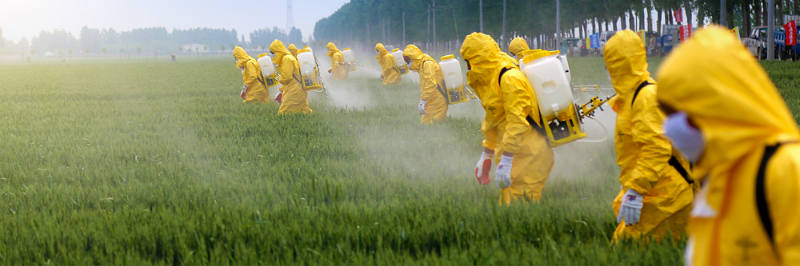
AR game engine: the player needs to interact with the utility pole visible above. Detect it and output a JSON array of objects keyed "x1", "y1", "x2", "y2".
[
  {"x1": 502, "y1": 0, "x2": 507, "y2": 50},
  {"x1": 479, "y1": 0, "x2": 484, "y2": 32},
  {"x1": 720, "y1": 0, "x2": 726, "y2": 26},
  {"x1": 768, "y1": 0, "x2": 775, "y2": 60},
  {"x1": 402, "y1": 12, "x2": 406, "y2": 45},
  {"x1": 433, "y1": 0, "x2": 437, "y2": 44},
  {"x1": 556, "y1": 0, "x2": 561, "y2": 50},
  {"x1": 427, "y1": 4, "x2": 431, "y2": 43}
]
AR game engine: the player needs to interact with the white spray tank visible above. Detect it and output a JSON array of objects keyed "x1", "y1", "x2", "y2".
[
  {"x1": 297, "y1": 50, "x2": 316, "y2": 76},
  {"x1": 520, "y1": 51, "x2": 574, "y2": 120},
  {"x1": 391, "y1": 48, "x2": 408, "y2": 74},
  {"x1": 342, "y1": 48, "x2": 355, "y2": 65},
  {"x1": 438, "y1": 55, "x2": 469, "y2": 104},
  {"x1": 555, "y1": 54, "x2": 572, "y2": 83},
  {"x1": 257, "y1": 54, "x2": 276, "y2": 77}
]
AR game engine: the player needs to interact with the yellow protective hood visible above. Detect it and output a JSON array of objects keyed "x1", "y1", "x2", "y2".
[
  {"x1": 509, "y1": 37, "x2": 530, "y2": 57},
  {"x1": 403, "y1": 44, "x2": 433, "y2": 72},
  {"x1": 269, "y1": 39, "x2": 290, "y2": 66},
  {"x1": 460, "y1": 32, "x2": 518, "y2": 99},
  {"x1": 603, "y1": 30, "x2": 652, "y2": 110},
  {"x1": 326, "y1": 42, "x2": 340, "y2": 57},
  {"x1": 657, "y1": 26, "x2": 800, "y2": 177},
  {"x1": 375, "y1": 42, "x2": 389, "y2": 61},
  {"x1": 233, "y1": 46, "x2": 252, "y2": 69},
  {"x1": 288, "y1": 44, "x2": 299, "y2": 57}
]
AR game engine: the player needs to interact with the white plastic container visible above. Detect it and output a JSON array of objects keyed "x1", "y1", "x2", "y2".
[
  {"x1": 257, "y1": 55, "x2": 275, "y2": 77},
  {"x1": 391, "y1": 49, "x2": 405, "y2": 67},
  {"x1": 521, "y1": 56, "x2": 574, "y2": 119},
  {"x1": 556, "y1": 54, "x2": 571, "y2": 83},
  {"x1": 342, "y1": 48, "x2": 355, "y2": 65},
  {"x1": 438, "y1": 55, "x2": 463, "y2": 90},
  {"x1": 297, "y1": 51, "x2": 316, "y2": 76}
]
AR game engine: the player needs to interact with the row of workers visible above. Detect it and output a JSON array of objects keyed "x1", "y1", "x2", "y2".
[
  {"x1": 234, "y1": 29, "x2": 799, "y2": 265},
  {"x1": 232, "y1": 40, "x2": 354, "y2": 114},
  {"x1": 454, "y1": 28, "x2": 798, "y2": 265}
]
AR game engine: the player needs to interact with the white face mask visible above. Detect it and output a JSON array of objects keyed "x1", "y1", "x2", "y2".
[{"x1": 664, "y1": 112, "x2": 705, "y2": 163}]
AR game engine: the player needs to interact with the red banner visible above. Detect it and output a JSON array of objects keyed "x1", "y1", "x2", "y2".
[
  {"x1": 680, "y1": 25, "x2": 692, "y2": 42},
  {"x1": 674, "y1": 9, "x2": 683, "y2": 24},
  {"x1": 785, "y1": 20, "x2": 797, "y2": 46}
]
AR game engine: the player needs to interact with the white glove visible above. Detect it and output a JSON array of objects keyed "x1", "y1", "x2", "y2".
[
  {"x1": 474, "y1": 151, "x2": 493, "y2": 185},
  {"x1": 495, "y1": 154, "x2": 513, "y2": 189},
  {"x1": 418, "y1": 100, "x2": 427, "y2": 115},
  {"x1": 616, "y1": 188, "x2": 644, "y2": 225}
]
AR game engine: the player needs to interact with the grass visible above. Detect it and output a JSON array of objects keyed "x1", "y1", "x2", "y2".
[{"x1": 0, "y1": 56, "x2": 795, "y2": 265}]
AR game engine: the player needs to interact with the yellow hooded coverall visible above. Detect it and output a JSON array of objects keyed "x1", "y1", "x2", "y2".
[
  {"x1": 375, "y1": 43, "x2": 401, "y2": 85},
  {"x1": 233, "y1": 46, "x2": 269, "y2": 103},
  {"x1": 604, "y1": 30, "x2": 695, "y2": 241},
  {"x1": 270, "y1": 40, "x2": 312, "y2": 114},
  {"x1": 288, "y1": 44, "x2": 299, "y2": 58},
  {"x1": 461, "y1": 33, "x2": 554, "y2": 204},
  {"x1": 326, "y1": 42, "x2": 348, "y2": 80},
  {"x1": 509, "y1": 37, "x2": 530, "y2": 58},
  {"x1": 658, "y1": 26, "x2": 800, "y2": 266},
  {"x1": 404, "y1": 45, "x2": 448, "y2": 124}
]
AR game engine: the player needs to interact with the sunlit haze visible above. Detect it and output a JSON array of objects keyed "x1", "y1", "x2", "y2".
[{"x1": 0, "y1": 0, "x2": 349, "y2": 42}]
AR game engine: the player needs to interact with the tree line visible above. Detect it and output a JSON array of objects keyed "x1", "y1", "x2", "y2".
[
  {"x1": 0, "y1": 26, "x2": 305, "y2": 55},
  {"x1": 313, "y1": 0, "x2": 800, "y2": 49}
]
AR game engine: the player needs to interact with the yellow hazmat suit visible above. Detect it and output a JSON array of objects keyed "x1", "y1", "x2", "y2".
[
  {"x1": 270, "y1": 40, "x2": 312, "y2": 114},
  {"x1": 460, "y1": 33, "x2": 554, "y2": 204},
  {"x1": 509, "y1": 37, "x2": 530, "y2": 58},
  {"x1": 657, "y1": 26, "x2": 800, "y2": 266},
  {"x1": 288, "y1": 44, "x2": 299, "y2": 58},
  {"x1": 404, "y1": 45, "x2": 448, "y2": 124},
  {"x1": 233, "y1": 46, "x2": 269, "y2": 103},
  {"x1": 326, "y1": 42, "x2": 348, "y2": 80},
  {"x1": 604, "y1": 30, "x2": 694, "y2": 241},
  {"x1": 375, "y1": 43, "x2": 401, "y2": 85}
]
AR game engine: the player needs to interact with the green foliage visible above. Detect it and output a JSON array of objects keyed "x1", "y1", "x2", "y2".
[{"x1": 0, "y1": 57, "x2": 796, "y2": 265}]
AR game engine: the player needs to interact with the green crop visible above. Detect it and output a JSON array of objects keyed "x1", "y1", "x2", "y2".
[{"x1": 0, "y1": 57, "x2": 795, "y2": 265}]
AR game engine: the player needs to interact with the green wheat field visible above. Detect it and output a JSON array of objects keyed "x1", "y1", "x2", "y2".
[{"x1": 0, "y1": 56, "x2": 797, "y2": 265}]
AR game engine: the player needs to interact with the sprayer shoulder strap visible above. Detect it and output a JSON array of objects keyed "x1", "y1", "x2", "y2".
[
  {"x1": 756, "y1": 143, "x2": 785, "y2": 245},
  {"x1": 630, "y1": 81, "x2": 653, "y2": 108},
  {"x1": 423, "y1": 60, "x2": 449, "y2": 103},
  {"x1": 498, "y1": 67, "x2": 548, "y2": 142}
]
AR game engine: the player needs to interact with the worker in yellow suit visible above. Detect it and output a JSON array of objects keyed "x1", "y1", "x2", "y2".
[
  {"x1": 375, "y1": 43, "x2": 401, "y2": 85},
  {"x1": 509, "y1": 37, "x2": 530, "y2": 59},
  {"x1": 233, "y1": 46, "x2": 269, "y2": 103},
  {"x1": 604, "y1": 30, "x2": 695, "y2": 242},
  {"x1": 403, "y1": 44, "x2": 448, "y2": 124},
  {"x1": 461, "y1": 33, "x2": 554, "y2": 204},
  {"x1": 326, "y1": 42, "x2": 348, "y2": 80},
  {"x1": 288, "y1": 44, "x2": 299, "y2": 58},
  {"x1": 270, "y1": 39, "x2": 312, "y2": 114},
  {"x1": 657, "y1": 26, "x2": 800, "y2": 266}
]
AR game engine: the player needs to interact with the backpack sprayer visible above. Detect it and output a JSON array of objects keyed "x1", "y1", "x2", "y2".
[
  {"x1": 297, "y1": 47, "x2": 327, "y2": 95},
  {"x1": 516, "y1": 50, "x2": 612, "y2": 147}
]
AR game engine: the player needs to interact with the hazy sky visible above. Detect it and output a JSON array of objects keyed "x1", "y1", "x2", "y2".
[{"x1": 0, "y1": 0, "x2": 349, "y2": 42}]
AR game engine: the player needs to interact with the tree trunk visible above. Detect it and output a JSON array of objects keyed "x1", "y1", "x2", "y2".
[
  {"x1": 795, "y1": 0, "x2": 799, "y2": 17},
  {"x1": 594, "y1": 17, "x2": 600, "y2": 34},
  {"x1": 756, "y1": 0, "x2": 763, "y2": 25},
  {"x1": 728, "y1": 2, "x2": 735, "y2": 27},
  {"x1": 685, "y1": 4, "x2": 693, "y2": 26},
  {"x1": 643, "y1": 7, "x2": 649, "y2": 32},
  {"x1": 764, "y1": 0, "x2": 769, "y2": 26},
  {"x1": 744, "y1": 0, "x2": 752, "y2": 35},
  {"x1": 657, "y1": 9, "x2": 663, "y2": 34},
  {"x1": 778, "y1": 0, "x2": 784, "y2": 25},
  {"x1": 664, "y1": 8, "x2": 675, "y2": 25}
]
